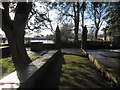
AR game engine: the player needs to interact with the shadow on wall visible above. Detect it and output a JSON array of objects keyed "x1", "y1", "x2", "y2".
[
  {"x1": 18, "y1": 50, "x2": 65, "y2": 88},
  {"x1": 34, "y1": 52, "x2": 65, "y2": 88}
]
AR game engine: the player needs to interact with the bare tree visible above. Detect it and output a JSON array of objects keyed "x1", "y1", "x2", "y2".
[
  {"x1": 26, "y1": 2, "x2": 54, "y2": 36},
  {"x1": 60, "y1": 23, "x2": 74, "y2": 41},
  {"x1": 73, "y1": 2, "x2": 80, "y2": 42},
  {"x1": 48, "y1": 2, "x2": 82, "y2": 42},
  {"x1": 87, "y1": 2, "x2": 108, "y2": 40}
]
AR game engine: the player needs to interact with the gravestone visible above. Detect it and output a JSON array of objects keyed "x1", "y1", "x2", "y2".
[
  {"x1": 81, "y1": 25, "x2": 88, "y2": 49},
  {"x1": 55, "y1": 25, "x2": 61, "y2": 49},
  {"x1": 112, "y1": 35, "x2": 120, "y2": 48},
  {"x1": 30, "y1": 42, "x2": 43, "y2": 52}
]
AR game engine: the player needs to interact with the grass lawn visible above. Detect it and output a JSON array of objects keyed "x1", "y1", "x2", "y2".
[
  {"x1": 59, "y1": 55, "x2": 111, "y2": 89},
  {"x1": 0, "y1": 56, "x2": 40, "y2": 78},
  {"x1": 0, "y1": 46, "x2": 9, "y2": 49}
]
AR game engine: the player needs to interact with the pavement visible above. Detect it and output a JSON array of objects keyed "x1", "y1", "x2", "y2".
[
  {"x1": 87, "y1": 49, "x2": 120, "y2": 69},
  {"x1": 0, "y1": 71, "x2": 20, "y2": 89},
  {"x1": 61, "y1": 49, "x2": 86, "y2": 57},
  {"x1": 86, "y1": 49, "x2": 120, "y2": 86}
]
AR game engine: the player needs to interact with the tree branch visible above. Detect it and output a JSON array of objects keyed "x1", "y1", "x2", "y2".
[{"x1": 2, "y1": 2, "x2": 13, "y2": 30}]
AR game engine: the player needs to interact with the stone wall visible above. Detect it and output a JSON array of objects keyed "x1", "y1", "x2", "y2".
[
  {"x1": 30, "y1": 42, "x2": 43, "y2": 52},
  {"x1": 18, "y1": 50, "x2": 63, "y2": 88},
  {"x1": 0, "y1": 46, "x2": 10, "y2": 58},
  {"x1": 87, "y1": 41, "x2": 111, "y2": 49},
  {"x1": 30, "y1": 41, "x2": 118, "y2": 51}
]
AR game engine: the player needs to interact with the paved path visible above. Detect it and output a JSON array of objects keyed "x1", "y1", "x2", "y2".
[
  {"x1": 61, "y1": 49, "x2": 86, "y2": 57},
  {"x1": 0, "y1": 71, "x2": 20, "y2": 89},
  {"x1": 86, "y1": 49, "x2": 120, "y2": 87},
  {"x1": 87, "y1": 49, "x2": 120, "y2": 69}
]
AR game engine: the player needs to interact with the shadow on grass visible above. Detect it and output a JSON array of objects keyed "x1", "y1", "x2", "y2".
[{"x1": 59, "y1": 55, "x2": 112, "y2": 89}]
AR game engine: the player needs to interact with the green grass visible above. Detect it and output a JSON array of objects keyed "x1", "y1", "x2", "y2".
[
  {"x1": 0, "y1": 56, "x2": 40, "y2": 77},
  {"x1": 59, "y1": 55, "x2": 111, "y2": 89},
  {"x1": 0, "y1": 46, "x2": 9, "y2": 49},
  {"x1": 29, "y1": 56, "x2": 40, "y2": 61}
]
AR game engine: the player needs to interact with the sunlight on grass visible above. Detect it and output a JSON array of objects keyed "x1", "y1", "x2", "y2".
[
  {"x1": 59, "y1": 55, "x2": 111, "y2": 89},
  {"x1": 0, "y1": 56, "x2": 40, "y2": 77},
  {"x1": 0, "y1": 46, "x2": 9, "y2": 49},
  {"x1": 60, "y1": 55, "x2": 90, "y2": 88},
  {"x1": 29, "y1": 56, "x2": 40, "y2": 61},
  {"x1": 64, "y1": 55, "x2": 87, "y2": 63}
]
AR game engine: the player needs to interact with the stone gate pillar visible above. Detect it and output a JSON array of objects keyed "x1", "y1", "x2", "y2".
[
  {"x1": 81, "y1": 25, "x2": 88, "y2": 49},
  {"x1": 55, "y1": 25, "x2": 61, "y2": 50}
]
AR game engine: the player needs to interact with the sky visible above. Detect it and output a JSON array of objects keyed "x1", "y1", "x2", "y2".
[{"x1": 0, "y1": 2, "x2": 106, "y2": 38}]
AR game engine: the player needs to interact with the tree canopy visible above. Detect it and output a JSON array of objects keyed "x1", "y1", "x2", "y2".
[
  {"x1": 87, "y1": 2, "x2": 108, "y2": 40},
  {"x1": 103, "y1": 2, "x2": 120, "y2": 36}
]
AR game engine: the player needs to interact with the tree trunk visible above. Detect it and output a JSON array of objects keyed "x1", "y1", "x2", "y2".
[
  {"x1": 74, "y1": 21, "x2": 79, "y2": 42},
  {"x1": 95, "y1": 29, "x2": 99, "y2": 40},
  {"x1": 73, "y1": 2, "x2": 79, "y2": 42},
  {"x1": 81, "y1": 2, "x2": 86, "y2": 28},
  {"x1": 104, "y1": 29, "x2": 107, "y2": 41},
  {"x1": 81, "y1": 2, "x2": 85, "y2": 47},
  {"x1": 2, "y1": 2, "x2": 32, "y2": 81}
]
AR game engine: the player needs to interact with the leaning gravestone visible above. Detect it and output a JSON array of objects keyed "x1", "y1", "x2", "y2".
[{"x1": 81, "y1": 25, "x2": 88, "y2": 49}]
